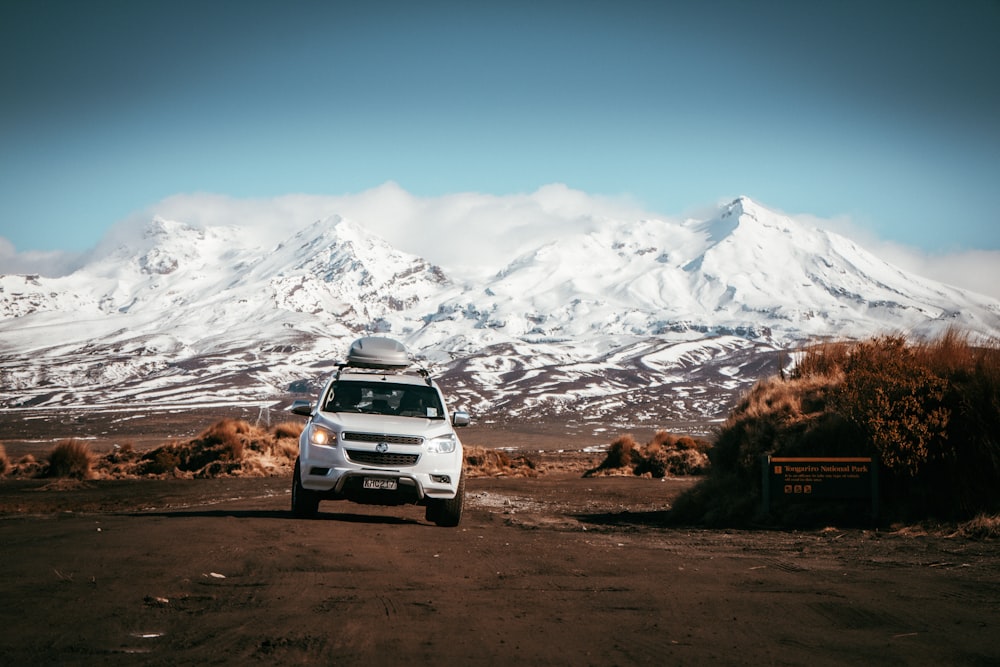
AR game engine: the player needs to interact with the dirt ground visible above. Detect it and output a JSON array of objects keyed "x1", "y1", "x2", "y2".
[{"x1": 2, "y1": 413, "x2": 999, "y2": 665}]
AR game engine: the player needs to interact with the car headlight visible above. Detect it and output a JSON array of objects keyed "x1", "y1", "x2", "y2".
[
  {"x1": 426, "y1": 433, "x2": 457, "y2": 454},
  {"x1": 310, "y1": 425, "x2": 336, "y2": 446}
]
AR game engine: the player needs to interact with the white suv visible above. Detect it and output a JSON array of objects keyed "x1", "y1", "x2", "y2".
[{"x1": 290, "y1": 337, "x2": 470, "y2": 526}]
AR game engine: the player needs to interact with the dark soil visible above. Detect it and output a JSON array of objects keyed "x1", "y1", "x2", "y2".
[{"x1": 1, "y1": 411, "x2": 998, "y2": 665}]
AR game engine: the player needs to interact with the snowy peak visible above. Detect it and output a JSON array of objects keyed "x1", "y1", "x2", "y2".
[
  {"x1": 722, "y1": 195, "x2": 768, "y2": 222},
  {"x1": 1, "y1": 196, "x2": 998, "y2": 423},
  {"x1": 291, "y1": 216, "x2": 449, "y2": 293},
  {"x1": 701, "y1": 196, "x2": 803, "y2": 243},
  {"x1": 143, "y1": 217, "x2": 202, "y2": 241}
]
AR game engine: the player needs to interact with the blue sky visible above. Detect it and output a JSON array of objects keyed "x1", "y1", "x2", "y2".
[{"x1": 1, "y1": 1, "x2": 998, "y2": 290}]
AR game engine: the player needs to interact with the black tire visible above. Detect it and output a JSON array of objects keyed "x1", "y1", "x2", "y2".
[
  {"x1": 424, "y1": 502, "x2": 440, "y2": 524},
  {"x1": 291, "y1": 459, "x2": 320, "y2": 518},
  {"x1": 429, "y1": 473, "x2": 465, "y2": 527}
]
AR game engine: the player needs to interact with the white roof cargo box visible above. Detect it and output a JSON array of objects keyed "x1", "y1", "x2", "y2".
[{"x1": 345, "y1": 336, "x2": 411, "y2": 369}]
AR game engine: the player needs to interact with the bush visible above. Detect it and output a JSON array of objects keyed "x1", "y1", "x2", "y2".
[
  {"x1": 607, "y1": 435, "x2": 638, "y2": 468},
  {"x1": 195, "y1": 419, "x2": 248, "y2": 460},
  {"x1": 673, "y1": 331, "x2": 1000, "y2": 526},
  {"x1": 105, "y1": 442, "x2": 138, "y2": 464},
  {"x1": 133, "y1": 419, "x2": 301, "y2": 478},
  {"x1": 958, "y1": 514, "x2": 1000, "y2": 540},
  {"x1": 585, "y1": 431, "x2": 710, "y2": 478},
  {"x1": 833, "y1": 336, "x2": 949, "y2": 476},
  {"x1": 142, "y1": 445, "x2": 183, "y2": 476},
  {"x1": 273, "y1": 422, "x2": 303, "y2": 440},
  {"x1": 47, "y1": 440, "x2": 94, "y2": 479},
  {"x1": 11, "y1": 454, "x2": 43, "y2": 478},
  {"x1": 465, "y1": 446, "x2": 537, "y2": 477}
]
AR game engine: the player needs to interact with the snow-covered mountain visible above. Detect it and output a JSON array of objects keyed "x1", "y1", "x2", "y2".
[{"x1": 2, "y1": 197, "x2": 998, "y2": 431}]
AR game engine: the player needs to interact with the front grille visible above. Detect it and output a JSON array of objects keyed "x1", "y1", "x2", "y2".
[
  {"x1": 343, "y1": 432, "x2": 423, "y2": 445},
  {"x1": 346, "y1": 450, "x2": 420, "y2": 467}
]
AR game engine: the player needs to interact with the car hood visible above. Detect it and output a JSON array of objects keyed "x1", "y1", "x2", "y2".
[{"x1": 317, "y1": 411, "x2": 453, "y2": 439}]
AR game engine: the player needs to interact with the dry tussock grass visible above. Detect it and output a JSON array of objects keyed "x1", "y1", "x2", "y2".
[
  {"x1": 791, "y1": 340, "x2": 850, "y2": 380},
  {"x1": 46, "y1": 440, "x2": 95, "y2": 480},
  {"x1": 135, "y1": 419, "x2": 303, "y2": 478},
  {"x1": 584, "y1": 431, "x2": 711, "y2": 478},
  {"x1": 957, "y1": 514, "x2": 1000, "y2": 540},
  {"x1": 3, "y1": 420, "x2": 547, "y2": 481},
  {"x1": 8, "y1": 453, "x2": 42, "y2": 478},
  {"x1": 464, "y1": 446, "x2": 539, "y2": 478},
  {"x1": 273, "y1": 421, "x2": 303, "y2": 440},
  {"x1": 0, "y1": 420, "x2": 303, "y2": 481}
]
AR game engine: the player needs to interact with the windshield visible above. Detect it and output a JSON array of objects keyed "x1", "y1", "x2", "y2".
[{"x1": 323, "y1": 381, "x2": 445, "y2": 419}]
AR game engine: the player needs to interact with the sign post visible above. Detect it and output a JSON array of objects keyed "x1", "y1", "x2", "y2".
[{"x1": 762, "y1": 456, "x2": 878, "y2": 522}]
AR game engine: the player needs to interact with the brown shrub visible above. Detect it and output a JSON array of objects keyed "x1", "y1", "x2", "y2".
[
  {"x1": 273, "y1": 422, "x2": 303, "y2": 440},
  {"x1": 105, "y1": 442, "x2": 138, "y2": 464},
  {"x1": 196, "y1": 419, "x2": 248, "y2": 459},
  {"x1": 585, "y1": 432, "x2": 710, "y2": 478},
  {"x1": 639, "y1": 446, "x2": 710, "y2": 477},
  {"x1": 649, "y1": 430, "x2": 678, "y2": 449},
  {"x1": 465, "y1": 446, "x2": 538, "y2": 478},
  {"x1": 47, "y1": 440, "x2": 94, "y2": 479},
  {"x1": 142, "y1": 444, "x2": 183, "y2": 475},
  {"x1": 132, "y1": 419, "x2": 300, "y2": 478},
  {"x1": 582, "y1": 435, "x2": 639, "y2": 477},
  {"x1": 916, "y1": 328, "x2": 979, "y2": 375},
  {"x1": 11, "y1": 454, "x2": 42, "y2": 478},
  {"x1": 676, "y1": 330, "x2": 1000, "y2": 526},
  {"x1": 607, "y1": 435, "x2": 638, "y2": 467},
  {"x1": 0, "y1": 443, "x2": 9, "y2": 476},
  {"x1": 272, "y1": 438, "x2": 300, "y2": 460},
  {"x1": 957, "y1": 514, "x2": 1000, "y2": 540},
  {"x1": 791, "y1": 340, "x2": 851, "y2": 379},
  {"x1": 834, "y1": 335, "x2": 949, "y2": 476}
]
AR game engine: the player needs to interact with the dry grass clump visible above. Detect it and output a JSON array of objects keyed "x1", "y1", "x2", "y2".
[
  {"x1": 273, "y1": 421, "x2": 303, "y2": 440},
  {"x1": 101, "y1": 442, "x2": 141, "y2": 477},
  {"x1": 956, "y1": 514, "x2": 1000, "y2": 540},
  {"x1": 584, "y1": 431, "x2": 711, "y2": 478},
  {"x1": 0, "y1": 444, "x2": 9, "y2": 477},
  {"x1": 9, "y1": 454, "x2": 43, "y2": 478},
  {"x1": 46, "y1": 440, "x2": 95, "y2": 479},
  {"x1": 0, "y1": 419, "x2": 303, "y2": 481},
  {"x1": 464, "y1": 446, "x2": 538, "y2": 478},
  {"x1": 13, "y1": 421, "x2": 544, "y2": 481},
  {"x1": 791, "y1": 340, "x2": 850, "y2": 379},
  {"x1": 137, "y1": 419, "x2": 301, "y2": 478},
  {"x1": 672, "y1": 330, "x2": 1000, "y2": 526}
]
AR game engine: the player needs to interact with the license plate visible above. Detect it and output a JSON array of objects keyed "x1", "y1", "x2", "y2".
[{"x1": 363, "y1": 477, "x2": 397, "y2": 491}]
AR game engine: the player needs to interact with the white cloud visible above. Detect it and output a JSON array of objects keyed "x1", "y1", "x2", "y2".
[
  {"x1": 0, "y1": 237, "x2": 82, "y2": 277},
  {"x1": 326, "y1": 182, "x2": 652, "y2": 274},
  {"x1": 875, "y1": 245, "x2": 1000, "y2": 301},
  {"x1": 113, "y1": 182, "x2": 656, "y2": 277}
]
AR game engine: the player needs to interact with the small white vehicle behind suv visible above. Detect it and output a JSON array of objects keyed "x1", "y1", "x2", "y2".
[{"x1": 290, "y1": 337, "x2": 470, "y2": 526}]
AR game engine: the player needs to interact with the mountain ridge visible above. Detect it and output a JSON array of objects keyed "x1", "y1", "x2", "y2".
[{"x1": 2, "y1": 197, "x2": 997, "y2": 431}]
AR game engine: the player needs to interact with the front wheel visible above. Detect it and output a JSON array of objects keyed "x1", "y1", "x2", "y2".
[
  {"x1": 291, "y1": 459, "x2": 320, "y2": 518},
  {"x1": 426, "y1": 473, "x2": 465, "y2": 527}
]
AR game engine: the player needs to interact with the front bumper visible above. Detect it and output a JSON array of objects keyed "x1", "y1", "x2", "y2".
[{"x1": 299, "y1": 441, "x2": 462, "y2": 502}]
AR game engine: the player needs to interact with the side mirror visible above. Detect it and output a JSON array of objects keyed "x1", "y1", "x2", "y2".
[
  {"x1": 451, "y1": 410, "x2": 470, "y2": 427},
  {"x1": 290, "y1": 400, "x2": 313, "y2": 417}
]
